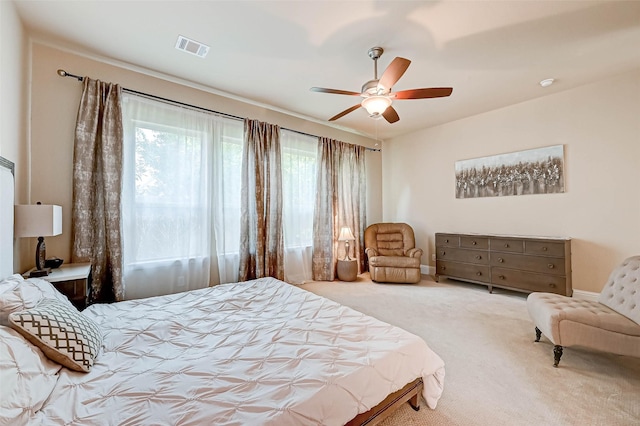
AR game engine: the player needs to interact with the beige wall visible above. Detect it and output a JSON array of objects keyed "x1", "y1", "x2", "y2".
[
  {"x1": 19, "y1": 33, "x2": 639, "y2": 292},
  {"x1": 0, "y1": 1, "x2": 29, "y2": 272},
  {"x1": 383, "y1": 69, "x2": 640, "y2": 293},
  {"x1": 24, "y1": 42, "x2": 382, "y2": 271}
]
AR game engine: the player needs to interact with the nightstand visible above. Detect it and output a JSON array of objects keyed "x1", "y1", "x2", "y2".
[
  {"x1": 24, "y1": 263, "x2": 92, "y2": 310},
  {"x1": 337, "y1": 259, "x2": 358, "y2": 282}
]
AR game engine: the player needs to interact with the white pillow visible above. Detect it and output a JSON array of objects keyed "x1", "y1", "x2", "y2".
[
  {"x1": 0, "y1": 273, "x2": 22, "y2": 294},
  {"x1": 0, "y1": 275, "x2": 73, "y2": 326},
  {"x1": 0, "y1": 325, "x2": 62, "y2": 425}
]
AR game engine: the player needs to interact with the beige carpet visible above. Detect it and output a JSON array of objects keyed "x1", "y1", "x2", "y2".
[{"x1": 301, "y1": 274, "x2": 640, "y2": 426}]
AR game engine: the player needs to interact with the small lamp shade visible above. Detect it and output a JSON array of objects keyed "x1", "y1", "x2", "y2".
[
  {"x1": 14, "y1": 205, "x2": 62, "y2": 237},
  {"x1": 338, "y1": 226, "x2": 355, "y2": 242},
  {"x1": 14, "y1": 204, "x2": 62, "y2": 272}
]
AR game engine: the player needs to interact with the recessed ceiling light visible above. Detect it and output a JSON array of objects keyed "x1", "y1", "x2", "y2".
[
  {"x1": 539, "y1": 78, "x2": 555, "y2": 88},
  {"x1": 175, "y1": 35, "x2": 209, "y2": 58}
]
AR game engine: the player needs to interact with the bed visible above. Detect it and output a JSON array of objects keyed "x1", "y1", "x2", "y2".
[{"x1": 0, "y1": 157, "x2": 445, "y2": 425}]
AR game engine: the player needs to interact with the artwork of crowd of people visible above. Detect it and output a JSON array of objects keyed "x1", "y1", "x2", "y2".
[{"x1": 455, "y1": 150, "x2": 564, "y2": 199}]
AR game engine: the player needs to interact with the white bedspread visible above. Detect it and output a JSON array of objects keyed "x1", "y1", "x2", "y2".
[{"x1": 35, "y1": 278, "x2": 445, "y2": 425}]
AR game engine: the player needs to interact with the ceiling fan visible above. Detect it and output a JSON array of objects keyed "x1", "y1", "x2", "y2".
[{"x1": 311, "y1": 47, "x2": 453, "y2": 124}]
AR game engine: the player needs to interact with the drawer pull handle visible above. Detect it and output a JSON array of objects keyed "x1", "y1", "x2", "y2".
[
  {"x1": 498, "y1": 258, "x2": 504, "y2": 263},
  {"x1": 504, "y1": 243, "x2": 509, "y2": 248},
  {"x1": 441, "y1": 251, "x2": 446, "y2": 256},
  {"x1": 542, "y1": 247, "x2": 548, "y2": 251},
  {"x1": 499, "y1": 275, "x2": 505, "y2": 280},
  {"x1": 472, "y1": 241, "x2": 477, "y2": 245},
  {"x1": 549, "y1": 283, "x2": 557, "y2": 288},
  {"x1": 445, "y1": 239, "x2": 449, "y2": 243},
  {"x1": 441, "y1": 266, "x2": 446, "y2": 271},
  {"x1": 476, "y1": 272, "x2": 482, "y2": 276},
  {"x1": 475, "y1": 255, "x2": 481, "y2": 260},
  {"x1": 548, "y1": 264, "x2": 555, "y2": 269}
]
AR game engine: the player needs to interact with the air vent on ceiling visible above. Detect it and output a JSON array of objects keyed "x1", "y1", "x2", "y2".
[{"x1": 175, "y1": 35, "x2": 209, "y2": 58}]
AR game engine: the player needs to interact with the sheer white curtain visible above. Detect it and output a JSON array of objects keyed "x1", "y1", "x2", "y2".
[
  {"x1": 211, "y1": 120, "x2": 243, "y2": 284},
  {"x1": 121, "y1": 94, "x2": 242, "y2": 299},
  {"x1": 281, "y1": 130, "x2": 317, "y2": 284}
]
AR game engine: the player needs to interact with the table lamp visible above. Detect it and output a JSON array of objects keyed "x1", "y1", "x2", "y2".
[
  {"x1": 338, "y1": 226, "x2": 355, "y2": 261},
  {"x1": 14, "y1": 203, "x2": 62, "y2": 276}
]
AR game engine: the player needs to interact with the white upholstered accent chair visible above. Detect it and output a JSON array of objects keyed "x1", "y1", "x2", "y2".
[
  {"x1": 364, "y1": 223, "x2": 423, "y2": 284},
  {"x1": 527, "y1": 255, "x2": 640, "y2": 367}
]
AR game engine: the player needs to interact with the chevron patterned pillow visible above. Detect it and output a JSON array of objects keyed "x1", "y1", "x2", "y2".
[{"x1": 9, "y1": 298, "x2": 102, "y2": 372}]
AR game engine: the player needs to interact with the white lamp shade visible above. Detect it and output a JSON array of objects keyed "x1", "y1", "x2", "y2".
[
  {"x1": 338, "y1": 226, "x2": 355, "y2": 242},
  {"x1": 14, "y1": 204, "x2": 62, "y2": 237},
  {"x1": 362, "y1": 96, "x2": 392, "y2": 115}
]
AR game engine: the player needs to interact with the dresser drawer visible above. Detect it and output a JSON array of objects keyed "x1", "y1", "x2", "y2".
[
  {"x1": 490, "y1": 238, "x2": 524, "y2": 253},
  {"x1": 436, "y1": 234, "x2": 459, "y2": 248},
  {"x1": 492, "y1": 267, "x2": 567, "y2": 294},
  {"x1": 436, "y1": 247, "x2": 489, "y2": 264},
  {"x1": 525, "y1": 240, "x2": 566, "y2": 257},
  {"x1": 437, "y1": 260, "x2": 490, "y2": 283},
  {"x1": 490, "y1": 253, "x2": 565, "y2": 275},
  {"x1": 459, "y1": 236, "x2": 489, "y2": 250}
]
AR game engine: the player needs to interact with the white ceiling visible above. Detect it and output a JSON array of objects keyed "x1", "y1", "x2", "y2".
[{"x1": 13, "y1": 0, "x2": 640, "y2": 140}]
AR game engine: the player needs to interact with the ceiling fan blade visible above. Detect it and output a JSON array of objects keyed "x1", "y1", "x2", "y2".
[
  {"x1": 378, "y1": 57, "x2": 411, "y2": 91},
  {"x1": 310, "y1": 87, "x2": 361, "y2": 96},
  {"x1": 329, "y1": 104, "x2": 362, "y2": 121},
  {"x1": 382, "y1": 106, "x2": 400, "y2": 124},
  {"x1": 394, "y1": 87, "x2": 453, "y2": 100}
]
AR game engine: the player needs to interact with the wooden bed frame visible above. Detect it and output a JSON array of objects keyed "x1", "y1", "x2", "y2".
[{"x1": 346, "y1": 377, "x2": 423, "y2": 426}]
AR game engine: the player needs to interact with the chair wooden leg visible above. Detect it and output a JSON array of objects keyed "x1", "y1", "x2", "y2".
[
  {"x1": 553, "y1": 345, "x2": 563, "y2": 367},
  {"x1": 535, "y1": 327, "x2": 541, "y2": 342}
]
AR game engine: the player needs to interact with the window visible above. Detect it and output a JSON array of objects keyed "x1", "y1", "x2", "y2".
[
  {"x1": 126, "y1": 122, "x2": 208, "y2": 263},
  {"x1": 121, "y1": 93, "x2": 320, "y2": 295},
  {"x1": 122, "y1": 94, "x2": 242, "y2": 298},
  {"x1": 281, "y1": 130, "x2": 317, "y2": 283},
  {"x1": 281, "y1": 130, "x2": 317, "y2": 249}
]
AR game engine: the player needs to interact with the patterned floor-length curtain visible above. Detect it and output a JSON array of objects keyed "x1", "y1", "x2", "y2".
[
  {"x1": 71, "y1": 77, "x2": 124, "y2": 302},
  {"x1": 312, "y1": 138, "x2": 367, "y2": 281},
  {"x1": 238, "y1": 119, "x2": 284, "y2": 281}
]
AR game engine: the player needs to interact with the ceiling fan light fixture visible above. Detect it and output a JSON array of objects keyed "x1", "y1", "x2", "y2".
[{"x1": 362, "y1": 96, "x2": 392, "y2": 116}]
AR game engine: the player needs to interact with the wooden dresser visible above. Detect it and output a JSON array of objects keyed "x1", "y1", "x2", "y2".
[{"x1": 435, "y1": 233, "x2": 572, "y2": 296}]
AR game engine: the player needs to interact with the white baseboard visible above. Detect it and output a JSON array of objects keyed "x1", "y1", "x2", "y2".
[
  {"x1": 419, "y1": 266, "x2": 601, "y2": 301},
  {"x1": 420, "y1": 264, "x2": 435, "y2": 276},
  {"x1": 572, "y1": 289, "x2": 599, "y2": 302}
]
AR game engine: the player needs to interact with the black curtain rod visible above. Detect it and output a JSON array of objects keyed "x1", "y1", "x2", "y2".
[{"x1": 57, "y1": 69, "x2": 381, "y2": 152}]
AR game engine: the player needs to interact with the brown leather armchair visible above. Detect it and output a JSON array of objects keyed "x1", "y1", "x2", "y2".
[{"x1": 365, "y1": 223, "x2": 423, "y2": 284}]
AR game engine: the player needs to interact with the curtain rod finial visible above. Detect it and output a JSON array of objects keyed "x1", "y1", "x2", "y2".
[{"x1": 57, "y1": 69, "x2": 83, "y2": 81}]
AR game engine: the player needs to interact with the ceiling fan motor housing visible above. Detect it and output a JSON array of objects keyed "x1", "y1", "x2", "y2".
[{"x1": 362, "y1": 79, "x2": 387, "y2": 96}]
